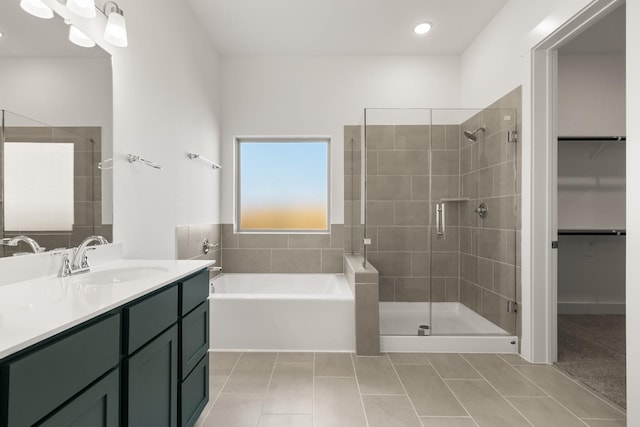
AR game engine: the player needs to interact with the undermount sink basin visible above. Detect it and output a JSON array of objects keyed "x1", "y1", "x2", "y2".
[{"x1": 71, "y1": 266, "x2": 170, "y2": 286}]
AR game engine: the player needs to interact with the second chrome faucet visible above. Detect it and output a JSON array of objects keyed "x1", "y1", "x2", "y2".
[{"x1": 59, "y1": 236, "x2": 109, "y2": 277}]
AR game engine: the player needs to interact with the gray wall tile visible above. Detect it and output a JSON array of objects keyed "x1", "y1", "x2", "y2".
[
  {"x1": 365, "y1": 125, "x2": 394, "y2": 150},
  {"x1": 222, "y1": 249, "x2": 272, "y2": 273},
  {"x1": 432, "y1": 151, "x2": 460, "y2": 176},
  {"x1": 432, "y1": 252, "x2": 459, "y2": 277},
  {"x1": 240, "y1": 234, "x2": 288, "y2": 249},
  {"x1": 377, "y1": 151, "x2": 429, "y2": 176},
  {"x1": 395, "y1": 125, "x2": 429, "y2": 150},
  {"x1": 289, "y1": 234, "x2": 330, "y2": 249},
  {"x1": 322, "y1": 249, "x2": 344, "y2": 273},
  {"x1": 367, "y1": 176, "x2": 412, "y2": 200},
  {"x1": 272, "y1": 249, "x2": 321, "y2": 273},
  {"x1": 355, "y1": 283, "x2": 380, "y2": 356},
  {"x1": 394, "y1": 202, "x2": 429, "y2": 226},
  {"x1": 395, "y1": 277, "x2": 430, "y2": 302}
]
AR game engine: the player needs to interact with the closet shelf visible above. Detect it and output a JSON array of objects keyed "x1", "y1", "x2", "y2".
[
  {"x1": 558, "y1": 136, "x2": 626, "y2": 141},
  {"x1": 558, "y1": 229, "x2": 626, "y2": 236}
]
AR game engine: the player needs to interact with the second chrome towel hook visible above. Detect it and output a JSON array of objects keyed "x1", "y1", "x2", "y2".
[
  {"x1": 187, "y1": 153, "x2": 221, "y2": 170},
  {"x1": 127, "y1": 154, "x2": 162, "y2": 170}
]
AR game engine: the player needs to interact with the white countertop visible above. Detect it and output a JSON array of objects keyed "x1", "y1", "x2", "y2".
[{"x1": 0, "y1": 258, "x2": 212, "y2": 361}]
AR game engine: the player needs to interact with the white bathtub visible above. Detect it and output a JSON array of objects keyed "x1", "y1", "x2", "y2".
[{"x1": 209, "y1": 274, "x2": 355, "y2": 351}]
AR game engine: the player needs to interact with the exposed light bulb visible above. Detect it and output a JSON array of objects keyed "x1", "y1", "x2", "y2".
[
  {"x1": 69, "y1": 25, "x2": 95, "y2": 48},
  {"x1": 104, "y1": 9, "x2": 127, "y2": 47},
  {"x1": 66, "y1": 0, "x2": 97, "y2": 18},
  {"x1": 414, "y1": 22, "x2": 432, "y2": 35},
  {"x1": 20, "y1": 0, "x2": 54, "y2": 19}
]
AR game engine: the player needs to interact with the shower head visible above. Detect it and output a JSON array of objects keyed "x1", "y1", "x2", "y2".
[{"x1": 463, "y1": 126, "x2": 486, "y2": 142}]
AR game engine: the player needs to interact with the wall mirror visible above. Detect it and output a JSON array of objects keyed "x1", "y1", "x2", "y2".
[{"x1": 0, "y1": 1, "x2": 113, "y2": 257}]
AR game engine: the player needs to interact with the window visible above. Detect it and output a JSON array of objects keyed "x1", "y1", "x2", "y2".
[{"x1": 236, "y1": 137, "x2": 330, "y2": 232}]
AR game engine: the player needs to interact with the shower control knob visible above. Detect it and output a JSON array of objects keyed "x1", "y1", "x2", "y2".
[{"x1": 474, "y1": 202, "x2": 488, "y2": 219}]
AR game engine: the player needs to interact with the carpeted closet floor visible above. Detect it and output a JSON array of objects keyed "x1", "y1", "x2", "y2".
[{"x1": 556, "y1": 314, "x2": 626, "y2": 408}]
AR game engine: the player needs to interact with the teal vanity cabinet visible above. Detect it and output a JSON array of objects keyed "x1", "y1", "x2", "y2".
[
  {"x1": 0, "y1": 267, "x2": 210, "y2": 427},
  {"x1": 123, "y1": 285, "x2": 179, "y2": 427},
  {"x1": 178, "y1": 270, "x2": 210, "y2": 427},
  {"x1": 0, "y1": 314, "x2": 121, "y2": 427}
]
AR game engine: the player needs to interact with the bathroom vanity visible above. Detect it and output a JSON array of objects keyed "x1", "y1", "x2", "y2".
[{"x1": 0, "y1": 256, "x2": 211, "y2": 427}]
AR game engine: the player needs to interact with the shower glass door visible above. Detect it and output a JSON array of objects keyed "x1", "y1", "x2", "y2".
[
  {"x1": 363, "y1": 108, "x2": 433, "y2": 336},
  {"x1": 364, "y1": 106, "x2": 520, "y2": 339},
  {"x1": 430, "y1": 108, "x2": 519, "y2": 336}
]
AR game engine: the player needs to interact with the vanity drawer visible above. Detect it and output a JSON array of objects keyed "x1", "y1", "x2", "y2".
[
  {"x1": 1, "y1": 313, "x2": 120, "y2": 427},
  {"x1": 181, "y1": 269, "x2": 209, "y2": 315},
  {"x1": 125, "y1": 284, "x2": 178, "y2": 354},
  {"x1": 180, "y1": 353, "x2": 209, "y2": 427},
  {"x1": 181, "y1": 301, "x2": 209, "y2": 380}
]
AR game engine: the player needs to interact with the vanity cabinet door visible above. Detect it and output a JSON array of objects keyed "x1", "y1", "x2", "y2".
[
  {"x1": 39, "y1": 369, "x2": 119, "y2": 427},
  {"x1": 125, "y1": 325, "x2": 178, "y2": 427},
  {"x1": 180, "y1": 355, "x2": 209, "y2": 427},
  {"x1": 180, "y1": 301, "x2": 209, "y2": 380}
]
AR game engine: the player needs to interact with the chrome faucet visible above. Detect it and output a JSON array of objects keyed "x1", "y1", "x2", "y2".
[
  {"x1": 70, "y1": 236, "x2": 109, "y2": 274},
  {"x1": 1, "y1": 235, "x2": 45, "y2": 253}
]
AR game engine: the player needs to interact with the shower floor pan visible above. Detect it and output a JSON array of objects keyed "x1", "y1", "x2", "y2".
[{"x1": 380, "y1": 302, "x2": 518, "y2": 353}]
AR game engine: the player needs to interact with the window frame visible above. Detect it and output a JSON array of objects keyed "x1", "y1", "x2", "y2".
[{"x1": 234, "y1": 136, "x2": 331, "y2": 234}]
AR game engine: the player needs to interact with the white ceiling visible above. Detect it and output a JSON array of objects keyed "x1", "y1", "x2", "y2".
[
  {"x1": 0, "y1": 1, "x2": 107, "y2": 58},
  {"x1": 560, "y1": 3, "x2": 625, "y2": 54},
  {"x1": 186, "y1": 0, "x2": 510, "y2": 56}
]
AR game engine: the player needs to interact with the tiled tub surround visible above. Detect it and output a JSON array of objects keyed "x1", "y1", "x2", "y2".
[
  {"x1": 1, "y1": 127, "x2": 112, "y2": 257},
  {"x1": 458, "y1": 87, "x2": 522, "y2": 336},
  {"x1": 219, "y1": 224, "x2": 344, "y2": 274},
  {"x1": 209, "y1": 273, "x2": 354, "y2": 351},
  {"x1": 344, "y1": 254, "x2": 380, "y2": 356},
  {"x1": 176, "y1": 223, "x2": 221, "y2": 279},
  {"x1": 202, "y1": 351, "x2": 626, "y2": 427}
]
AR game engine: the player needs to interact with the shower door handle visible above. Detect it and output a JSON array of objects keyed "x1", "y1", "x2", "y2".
[{"x1": 436, "y1": 203, "x2": 446, "y2": 239}]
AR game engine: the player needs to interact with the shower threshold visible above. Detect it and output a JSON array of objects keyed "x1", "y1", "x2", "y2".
[{"x1": 379, "y1": 302, "x2": 518, "y2": 353}]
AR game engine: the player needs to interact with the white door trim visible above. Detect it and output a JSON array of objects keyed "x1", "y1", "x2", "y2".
[{"x1": 529, "y1": 0, "x2": 624, "y2": 364}]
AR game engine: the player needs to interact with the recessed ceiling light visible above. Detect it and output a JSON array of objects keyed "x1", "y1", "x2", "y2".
[{"x1": 414, "y1": 22, "x2": 432, "y2": 35}]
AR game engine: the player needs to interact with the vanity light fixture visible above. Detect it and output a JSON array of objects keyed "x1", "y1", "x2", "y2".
[
  {"x1": 20, "y1": 0, "x2": 54, "y2": 19},
  {"x1": 103, "y1": 1, "x2": 127, "y2": 47},
  {"x1": 68, "y1": 24, "x2": 95, "y2": 47},
  {"x1": 18, "y1": 0, "x2": 128, "y2": 48},
  {"x1": 66, "y1": 0, "x2": 96, "y2": 18},
  {"x1": 414, "y1": 22, "x2": 432, "y2": 35}
]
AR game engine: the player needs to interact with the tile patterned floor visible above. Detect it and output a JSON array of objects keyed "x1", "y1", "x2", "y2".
[{"x1": 199, "y1": 352, "x2": 626, "y2": 427}]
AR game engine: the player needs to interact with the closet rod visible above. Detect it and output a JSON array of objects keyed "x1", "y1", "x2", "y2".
[
  {"x1": 558, "y1": 136, "x2": 626, "y2": 141},
  {"x1": 558, "y1": 229, "x2": 626, "y2": 236}
]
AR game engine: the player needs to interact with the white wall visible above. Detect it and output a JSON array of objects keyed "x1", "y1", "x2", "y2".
[
  {"x1": 59, "y1": 0, "x2": 222, "y2": 259},
  {"x1": 626, "y1": 0, "x2": 639, "y2": 419},
  {"x1": 558, "y1": 54, "x2": 626, "y2": 136},
  {"x1": 220, "y1": 55, "x2": 460, "y2": 223}
]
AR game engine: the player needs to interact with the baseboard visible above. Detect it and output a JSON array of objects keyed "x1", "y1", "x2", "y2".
[{"x1": 558, "y1": 302, "x2": 626, "y2": 315}]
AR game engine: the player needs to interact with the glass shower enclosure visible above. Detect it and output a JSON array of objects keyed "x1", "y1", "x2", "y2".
[{"x1": 346, "y1": 107, "x2": 519, "y2": 343}]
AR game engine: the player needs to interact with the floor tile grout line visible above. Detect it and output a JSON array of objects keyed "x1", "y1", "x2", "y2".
[
  {"x1": 217, "y1": 351, "x2": 243, "y2": 395},
  {"x1": 513, "y1": 365, "x2": 626, "y2": 422},
  {"x1": 200, "y1": 352, "x2": 244, "y2": 427},
  {"x1": 385, "y1": 353, "x2": 426, "y2": 425},
  {"x1": 458, "y1": 354, "x2": 536, "y2": 427},
  {"x1": 492, "y1": 360, "x2": 619, "y2": 426},
  {"x1": 256, "y1": 352, "x2": 279, "y2": 425},
  {"x1": 350, "y1": 354, "x2": 371, "y2": 427},
  {"x1": 312, "y1": 352, "x2": 315, "y2": 427},
  {"x1": 549, "y1": 364, "x2": 627, "y2": 415},
  {"x1": 426, "y1": 355, "x2": 479, "y2": 427}
]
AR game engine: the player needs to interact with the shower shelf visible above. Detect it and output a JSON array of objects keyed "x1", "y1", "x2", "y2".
[{"x1": 439, "y1": 197, "x2": 470, "y2": 202}]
